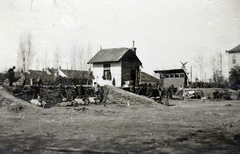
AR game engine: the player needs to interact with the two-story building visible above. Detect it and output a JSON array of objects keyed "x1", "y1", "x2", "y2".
[
  {"x1": 88, "y1": 47, "x2": 142, "y2": 87},
  {"x1": 226, "y1": 44, "x2": 240, "y2": 73}
]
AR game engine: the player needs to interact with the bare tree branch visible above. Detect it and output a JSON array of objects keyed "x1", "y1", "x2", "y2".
[
  {"x1": 30, "y1": 0, "x2": 33, "y2": 11},
  {"x1": 53, "y1": 46, "x2": 62, "y2": 69},
  {"x1": 17, "y1": 32, "x2": 35, "y2": 72},
  {"x1": 193, "y1": 51, "x2": 205, "y2": 81}
]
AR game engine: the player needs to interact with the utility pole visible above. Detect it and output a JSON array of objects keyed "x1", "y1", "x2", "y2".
[
  {"x1": 220, "y1": 53, "x2": 222, "y2": 76},
  {"x1": 190, "y1": 66, "x2": 192, "y2": 83}
]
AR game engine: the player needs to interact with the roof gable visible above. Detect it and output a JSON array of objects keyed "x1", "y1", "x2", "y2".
[
  {"x1": 122, "y1": 50, "x2": 142, "y2": 65},
  {"x1": 226, "y1": 44, "x2": 240, "y2": 53},
  {"x1": 88, "y1": 48, "x2": 134, "y2": 63}
]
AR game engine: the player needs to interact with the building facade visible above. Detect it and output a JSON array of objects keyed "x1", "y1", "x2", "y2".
[
  {"x1": 154, "y1": 69, "x2": 188, "y2": 88},
  {"x1": 226, "y1": 44, "x2": 240, "y2": 74},
  {"x1": 88, "y1": 47, "x2": 142, "y2": 87}
]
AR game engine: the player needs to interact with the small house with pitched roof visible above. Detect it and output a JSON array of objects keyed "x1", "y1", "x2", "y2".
[
  {"x1": 226, "y1": 44, "x2": 240, "y2": 74},
  {"x1": 88, "y1": 47, "x2": 142, "y2": 87}
]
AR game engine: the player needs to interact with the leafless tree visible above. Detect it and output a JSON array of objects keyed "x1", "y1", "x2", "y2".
[
  {"x1": 42, "y1": 49, "x2": 49, "y2": 69},
  {"x1": 18, "y1": 32, "x2": 35, "y2": 72},
  {"x1": 53, "y1": 46, "x2": 62, "y2": 69},
  {"x1": 193, "y1": 51, "x2": 205, "y2": 81},
  {"x1": 69, "y1": 45, "x2": 77, "y2": 70},
  {"x1": 85, "y1": 42, "x2": 93, "y2": 70},
  {"x1": 68, "y1": 43, "x2": 93, "y2": 71},
  {"x1": 209, "y1": 52, "x2": 224, "y2": 86},
  {"x1": 76, "y1": 46, "x2": 83, "y2": 70},
  {"x1": 77, "y1": 43, "x2": 92, "y2": 71}
]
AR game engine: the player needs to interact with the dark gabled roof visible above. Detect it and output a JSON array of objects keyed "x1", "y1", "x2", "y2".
[
  {"x1": 140, "y1": 72, "x2": 159, "y2": 83},
  {"x1": 47, "y1": 68, "x2": 58, "y2": 75},
  {"x1": 28, "y1": 70, "x2": 45, "y2": 76},
  {"x1": 226, "y1": 44, "x2": 240, "y2": 53},
  {"x1": 88, "y1": 48, "x2": 134, "y2": 63},
  {"x1": 61, "y1": 69, "x2": 90, "y2": 79},
  {"x1": 28, "y1": 69, "x2": 54, "y2": 77},
  {"x1": 154, "y1": 69, "x2": 187, "y2": 74},
  {"x1": 26, "y1": 69, "x2": 55, "y2": 81}
]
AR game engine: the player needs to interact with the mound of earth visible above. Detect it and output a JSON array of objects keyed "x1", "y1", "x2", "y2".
[{"x1": 103, "y1": 85, "x2": 156, "y2": 106}]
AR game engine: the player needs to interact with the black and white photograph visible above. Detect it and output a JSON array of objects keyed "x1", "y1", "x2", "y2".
[{"x1": 0, "y1": 0, "x2": 240, "y2": 153}]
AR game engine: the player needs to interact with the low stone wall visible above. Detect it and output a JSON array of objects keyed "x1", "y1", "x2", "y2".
[{"x1": 102, "y1": 85, "x2": 156, "y2": 105}]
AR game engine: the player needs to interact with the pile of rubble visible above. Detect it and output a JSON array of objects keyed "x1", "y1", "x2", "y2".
[{"x1": 4, "y1": 83, "x2": 156, "y2": 108}]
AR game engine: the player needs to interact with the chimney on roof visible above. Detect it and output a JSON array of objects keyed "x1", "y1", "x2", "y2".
[{"x1": 132, "y1": 40, "x2": 137, "y2": 54}]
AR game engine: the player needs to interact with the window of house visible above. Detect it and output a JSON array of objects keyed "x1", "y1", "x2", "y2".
[
  {"x1": 103, "y1": 64, "x2": 111, "y2": 80},
  {"x1": 180, "y1": 73, "x2": 185, "y2": 78},
  {"x1": 165, "y1": 74, "x2": 169, "y2": 78},
  {"x1": 175, "y1": 73, "x2": 180, "y2": 78},
  {"x1": 232, "y1": 55, "x2": 236, "y2": 64},
  {"x1": 170, "y1": 74, "x2": 174, "y2": 78}
]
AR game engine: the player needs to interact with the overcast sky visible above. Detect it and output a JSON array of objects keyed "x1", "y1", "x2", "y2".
[{"x1": 1, "y1": 0, "x2": 240, "y2": 80}]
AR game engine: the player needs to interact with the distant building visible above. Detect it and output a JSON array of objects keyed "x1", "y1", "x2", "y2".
[
  {"x1": 27, "y1": 69, "x2": 55, "y2": 85},
  {"x1": 226, "y1": 44, "x2": 240, "y2": 74},
  {"x1": 59, "y1": 69, "x2": 91, "y2": 85},
  {"x1": 88, "y1": 47, "x2": 142, "y2": 87},
  {"x1": 154, "y1": 69, "x2": 188, "y2": 88},
  {"x1": 48, "y1": 67, "x2": 91, "y2": 85},
  {"x1": 25, "y1": 67, "x2": 91, "y2": 85}
]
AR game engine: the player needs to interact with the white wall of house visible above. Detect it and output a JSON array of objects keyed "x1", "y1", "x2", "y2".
[
  {"x1": 227, "y1": 52, "x2": 240, "y2": 73},
  {"x1": 92, "y1": 61, "x2": 122, "y2": 87}
]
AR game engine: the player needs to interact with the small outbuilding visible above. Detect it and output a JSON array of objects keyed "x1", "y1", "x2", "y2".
[
  {"x1": 154, "y1": 69, "x2": 188, "y2": 88},
  {"x1": 88, "y1": 47, "x2": 142, "y2": 87}
]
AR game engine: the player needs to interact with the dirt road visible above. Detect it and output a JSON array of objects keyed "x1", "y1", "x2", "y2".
[{"x1": 0, "y1": 86, "x2": 240, "y2": 153}]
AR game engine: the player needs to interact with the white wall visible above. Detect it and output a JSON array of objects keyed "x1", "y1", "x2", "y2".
[{"x1": 92, "y1": 62, "x2": 122, "y2": 87}]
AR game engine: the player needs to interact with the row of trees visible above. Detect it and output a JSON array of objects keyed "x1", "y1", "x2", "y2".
[
  {"x1": 193, "y1": 51, "x2": 240, "y2": 89},
  {"x1": 16, "y1": 32, "x2": 240, "y2": 89},
  {"x1": 17, "y1": 32, "x2": 92, "y2": 73},
  {"x1": 193, "y1": 51, "x2": 225, "y2": 88}
]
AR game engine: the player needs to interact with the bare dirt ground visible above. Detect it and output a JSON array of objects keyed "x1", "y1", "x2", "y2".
[{"x1": 0, "y1": 86, "x2": 240, "y2": 154}]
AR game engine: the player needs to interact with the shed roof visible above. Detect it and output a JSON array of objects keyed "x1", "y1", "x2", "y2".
[
  {"x1": 154, "y1": 69, "x2": 187, "y2": 74},
  {"x1": 61, "y1": 69, "x2": 90, "y2": 79},
  {"x1": 226, "y1": 44, "x2": 240, "y2": 53},
  {"x1": 88, "y1": 48, "x2": 134, "y2": 63},
  {"x1": 140, "y1": 72, "x2": 159, "y2": 83}
]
